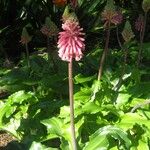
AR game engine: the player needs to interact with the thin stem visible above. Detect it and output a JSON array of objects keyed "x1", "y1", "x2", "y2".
[
  {"x1": 25, "y1": 43, "x2": 30, "y2": 67},
  {"x1": 116, "y1": 26, "x2": 123, "y2": 49},
  {"x1": 68, "y1": 60, "x2": 77, "y2": 150},
  {"x1": 47, "y1": 37, "x2": 51, "y2": 61},
  {"x1": 97, "y1": 23, "x2": 111, "y2": 81},
  {"x1": 137, "y1": 12, "x2": 147, "y2": 67},
  {"x1": 131, "y1": 99, "x2": 150, "y2": 113}
]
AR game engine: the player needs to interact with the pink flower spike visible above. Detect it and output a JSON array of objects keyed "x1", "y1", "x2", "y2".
[
  {"x1": 135, "y1": 15, "x2": 144, "y2": 32},
  {"x1": 57, "y1": 19, "x2": 85, "y2": 62}
]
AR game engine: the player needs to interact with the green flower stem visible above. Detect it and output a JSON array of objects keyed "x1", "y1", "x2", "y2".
[
  {"x1": 137, "y1": 12, "x2": 147, "y2": 67},
  {"x1": 25, "y1": 43, "x2": 30, "y2": 67},
  {"x1": 97, "y1": 22, "x2": 110, "y2": 81},
  {"x1": 68, "y1": 60, "x2": 77, "y2": 150}
]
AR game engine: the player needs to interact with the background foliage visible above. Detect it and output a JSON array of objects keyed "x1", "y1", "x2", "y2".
[{"x1": 0, "y1": 0, "x2": 150, "y2": 149}]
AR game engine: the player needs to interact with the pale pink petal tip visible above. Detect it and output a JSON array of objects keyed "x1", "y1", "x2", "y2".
[{"x1": 57, "y1": 19, "x2": 85, "y2": 62}]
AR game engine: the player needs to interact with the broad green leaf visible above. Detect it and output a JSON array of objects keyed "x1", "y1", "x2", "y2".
[
  {"x1": 60, "y1": 137, "x2": 70, "y2": 150},
  {"x1": 0, "y1": 91, "x2": 38, "y2": 139},
  {"x1": 74, "y1": 74, "x2": 96, "y2": 84},
  {"x1": 117, "y1": 113, "x2": 150, "y2": 130},
  {"x1": 62, "y1": 117, "x2": 84, "y2": 147},
  {"x1": 83, "y1": 126, "x2": 131, "y2": 150},
  {"x1": 0, "y1": 91, "x2": 36, "y2": 123},
  {"x1": 116, "y1": 93, "x2": 131, "y2": 108},
  {"x1": 74, "y1": 87, "x2": 91, "y2": 102},
  {"x1": 91, "y1": 80, "x2": 101, "y2": 101},
  {"x1": 29, "y1": 141, "x2": 58, "y2": 150},
  {"x1": 0, "y1": 118, "x2": 21, "y2": 140},
  {"x1": 82, "y1": 102, "x2": 101, "y2": 114},
  {"x1": 137, "y1": 140, "x2": 149, "y2": 150},
  {"x1": 42, "y1": 116, "x2": 84, "y2": 149},
  {"x1": 59, "y1": 101, "x2": 101, "y2": 122},
  {"x1": 59, "y1": 101, "x2": 82, "y2": 120},
  {"x1": 41, "y1": 117, "x2": 62, "y2": 136},
  {"x1": 88, "y1": 0, "x2": 103, "y2": 12},
  {"x1": 129, "y1": 98, "x2": 145, "y2": 107},
  {"x1": 0, "y1": 101, "x2": 4, "y2": 108},
  {"x1": 8, "y1": 90, "x2": 37, "y2": 104},
  {"x1": 83, "y1": 134, "x2": 109, "y2": 150},
  {"x1": 110, "y1": 146, "x2": 118, "y2": 150}
]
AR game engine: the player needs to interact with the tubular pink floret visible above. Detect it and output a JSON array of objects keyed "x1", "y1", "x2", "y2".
[{"x1": 57, "y1": 19, "x2": 85, "y2": 62}]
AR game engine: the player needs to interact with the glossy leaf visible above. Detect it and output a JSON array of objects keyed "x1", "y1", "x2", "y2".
[
  {"x1": 41, "y1": 117, "x2": 62, "y2": 136},
  {"x1": 74, "y1": 74, "x2": 96, "y2": 84},
  {"x1": 117, "y1": 113, "x2": 150, "y2": 130},
  {"x1": 83, "y1": 125, "x2": 131, "y2": 150}
]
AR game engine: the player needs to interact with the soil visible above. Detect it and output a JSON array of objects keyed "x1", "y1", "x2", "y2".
[{"x1": 0, "y1": 131, "x2": 15, "y2": 149}]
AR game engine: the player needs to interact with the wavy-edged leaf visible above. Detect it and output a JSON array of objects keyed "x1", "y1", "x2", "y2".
[
  {"x1": 74, "y1": 74, "x2": 96, "y2": 84},
  {"x1": 41, "y1": 117, "x2": 62, "y2": 136},
  {"x1": 83, "y1": 125, "x2": 131, "y2": 150},
  {"x1": 117, "y1": 113, "x2": 150, "y2": 130},
  {"x1": 74, "y1": 87, "x2": 91, "y2": 102}
]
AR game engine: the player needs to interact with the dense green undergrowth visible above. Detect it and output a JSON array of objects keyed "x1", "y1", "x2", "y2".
[
  {"x1": 0, "y1": 0, "x2": 150, "y2": 149},
  {"x1": 0, "y1": 46, "x2": 150, "y2": 149}
]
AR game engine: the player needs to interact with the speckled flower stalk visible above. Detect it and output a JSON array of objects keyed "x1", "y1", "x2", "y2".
[
  {"x1": 41, "y1": 17, "x2": 58, "y2": 71},
  {"x1": 98, "y1": 0, "x2": 123, "y2": 81},
  {"x1": 20, "y1": 27, "x2": 32, "y2": 67},
  {"x1": 57, "y1": 6, "x2": 85, "y2": 150},
  {"x1": 135, "y1": 15, "x2": 144, "y2": 32},
  {"x1": 136, "y1": 0, "x2": 150, "y2": 66},
  {"x1": 135, "y1": 13, "x2": 148, "y2": 66}
]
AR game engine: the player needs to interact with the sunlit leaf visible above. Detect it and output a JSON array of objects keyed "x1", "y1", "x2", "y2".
[
  {"x1": 41, "y1": 117, "x2": 62, "y2": 136},
  {"x1": 74, "y1": 74, "x2": 96, "y2": 84},
  {"x1": 116, "y1": 93, "x2": 131, "y2": 108},
  {"x1": 29, "y1": 141, "x2": 58, "y2": 150},
  {"x1": 83, "y1": 125, "x2": 131, "y2": 150},
  {"x1": 117, "y1": 113, "x2": 150, "y2": 130},
  {"x1": 74, "y1": 87, "x2": 91, "y2": 102},
  {"x1": 91, "y1": 80, "x2": 101, "y2": 101},
  {"x1": 82, "y1": 102, "x2": 101, "y2": 114}
]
